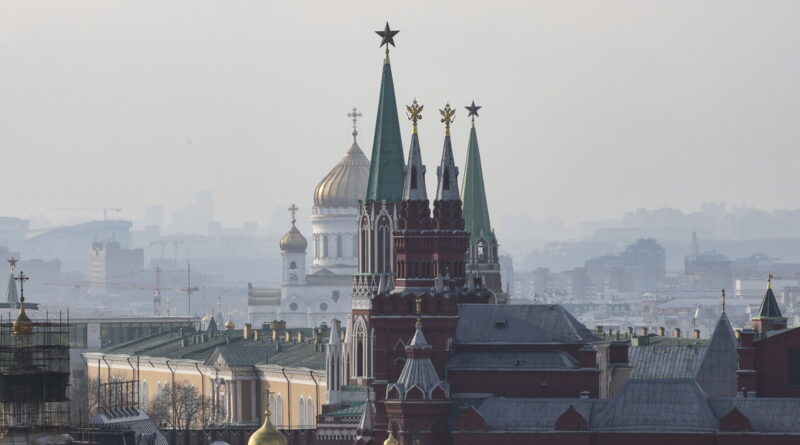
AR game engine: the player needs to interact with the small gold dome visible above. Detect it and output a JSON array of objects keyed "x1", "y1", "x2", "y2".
[
  {"x1": 313, "y1": 141, "x2": 370, "y2": 208},
  {"x1": 224, "y1": 317, "x2": 235, "y2": 330},
  {"x1": 248, "y1": 410, "x2": 287, "y2": 445},
  {"x1": 12, "y1": 296, "x2": 33, "y2": 336},
  {"x1": 279, "y1": 224, "x2": 307, "y2": 253},
  {"x1": 383, "y1": 431, "x2": 398, "y2": 445}
]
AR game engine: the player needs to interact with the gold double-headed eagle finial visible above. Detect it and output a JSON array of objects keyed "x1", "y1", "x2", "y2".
[
  {"x1": 440, "y1": 103, "x2": 455, "y2": 136},
  {"x1": 406, "y1": 99, "x2": 423, "y2": 134}
]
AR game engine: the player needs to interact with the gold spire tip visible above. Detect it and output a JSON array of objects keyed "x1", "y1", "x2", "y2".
[
  {"x1": 406, "y1": 99, "x2": 423, "y2": 134},
  {"x1": 440, "y1": 103, "x2": 455, "y2": 136}
]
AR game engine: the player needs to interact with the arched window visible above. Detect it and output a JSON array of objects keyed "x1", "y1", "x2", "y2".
[
  {"x1": 336, "y1": 235, "x2": 343, "y2": 258},
  {"x1": 269, "y1": 393, "x2": 278, "y2": 425},
  {"x1": 276, "y1": 393, "x2": 284, "y2": 427},
  {"x1": 360, "y1": 224, "x2": 368, "y2": 272},
  {"x1": 322, "y1": 235, "x2": 329, "y2": 258},
  {"x1": 356, "y1": 340, "x2": 364, "y2": 377},
  {"x1": 298, "y1": 397, "x2": 306, "y2": 426},
  {"x1": 140, "y1": 380, "x2": 148, "y2": 411},
  {"x1": 443, "y1": 168, "x2": 450, "y2": 190},
  {"x1": 410, "y1": 166, "x2": 418, "y2": 190},
  {"x1": 380, "y1": 224, "x2": 391, "y2": 273},
  {"x1": 477, "y1": 240, "x2": 487, "y2": 261},
  {"x1": 306, "y1": 397, "x2": 314, "y2": 427}
]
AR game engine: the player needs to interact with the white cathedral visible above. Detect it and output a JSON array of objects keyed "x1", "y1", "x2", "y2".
[{"x1": 248, "y1": 111, "x2": 370, "y2": 327}]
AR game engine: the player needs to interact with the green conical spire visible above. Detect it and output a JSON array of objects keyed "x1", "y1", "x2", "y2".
[
  {"x1": 461, "y1": 123, "x2": 496, "y2": 245},
  {"x1": 364, "y1": 59, "x2": 405, "y2": 203}
]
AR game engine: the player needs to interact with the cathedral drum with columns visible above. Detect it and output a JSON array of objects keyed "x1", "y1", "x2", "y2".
[{"x1": 249, "y1": 114, "x2": 370, "y2": 328}]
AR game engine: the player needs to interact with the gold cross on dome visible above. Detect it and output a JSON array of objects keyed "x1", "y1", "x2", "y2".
[
  {"x1": 288, "y1": 204, "x2": 299, "y2": 224},
  {"x1": 348, "y1": 107, "x2": 362, "y2": 137},
  {"x1": 15, "y1": 271, "x2": 28, "y2": 302}
]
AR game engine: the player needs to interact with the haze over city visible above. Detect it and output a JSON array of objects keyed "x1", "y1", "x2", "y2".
[
  {"x1": 2, "y1": 2, "x2": 800, "y2": 444},
  {"x1": 2, "y1": 1, "x2": 799, "y2": 228}
]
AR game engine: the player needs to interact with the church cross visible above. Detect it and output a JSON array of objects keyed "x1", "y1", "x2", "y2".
[
  {"x1": 348, "y1": 107, "x2": 362, "y2": 139},
  {"x1": 289, "y1": 204, "x2": 299, "y2": 224},
  {"x1": 15, "y1": 271, "x2": 28, "y2": 302}
]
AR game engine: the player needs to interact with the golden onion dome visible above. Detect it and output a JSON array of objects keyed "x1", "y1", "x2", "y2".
[
  {"x1": 12, "y1": 296, "x2": 33, "y2": 336},
  {"x1": 224, "y1": 316, "x2": 235, "y2": 330},
  {"x1": 247, "y1": 410, "x2": 287, "y2": 445},
  {"x1": 279, "y1": 223, "x2": 307, "y2": 253},
  {"x1": 383, "y1": 431, "x2": 398, "y2": 445},
  {"x1": 313, "y1": 140, "x2": 370, "y2": 208}
]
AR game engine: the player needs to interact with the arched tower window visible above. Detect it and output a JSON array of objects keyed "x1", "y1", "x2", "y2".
[
  {"x1": 356, "y1": 340, "x2": 364, "y2": 377},
  {"x1": 336, "y1": 235, "x2": 343, "y2": 258},
  {"x1": 410, "y1": 166, "x2": 418, "y2": 190},
  {"x1": 477, "y1": 240, "x2": 487, "y2": 261},
  {"x1": 322, "y1": 235, "x2": 329, "y2": 258},
  {"x1": 443, "y1": 169, "x2": 450, "y2": 190},
  {"x1": 376, "y1": 221, "x2": 390, "y2": 273}
]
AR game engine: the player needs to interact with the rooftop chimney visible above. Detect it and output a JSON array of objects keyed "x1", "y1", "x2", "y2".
[
  {"x1": 657, "y1": 327, "x2": 665, "y2": 336},
  {"x1": 693, "y1": 329, "x2": 701, "y2": 339},
  {"x1": 673, "y1": 328, "x2": 681, "y2": 338},
  {"x1": 243, "y1": 323, "x2": 252, "y2": 340}
]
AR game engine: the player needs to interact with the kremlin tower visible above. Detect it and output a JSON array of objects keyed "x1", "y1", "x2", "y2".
[{"x1": 341, "y1": 23, "x2": 495, "y2": 442}]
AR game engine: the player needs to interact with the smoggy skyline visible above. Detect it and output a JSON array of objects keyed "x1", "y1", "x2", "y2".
[{"x1": 2, "y1": 1, "x2": 799, "y2": 228}]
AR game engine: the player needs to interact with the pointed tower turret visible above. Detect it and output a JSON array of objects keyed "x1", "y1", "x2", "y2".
[
  {"x1": 384, "y1": 303, "x2": 451, "y2": 444},
  {"x1": 752, "y1": 274, "x2": 787, "y2": 331},
  {"x1": 461, "y1": 102, "x2": 505, "y2": 302},
  {"x1": 695, "y1": 293, "x2": 738, "y2": 397},
  {"x1": 435, "y1": 103, "x2": 460, "y2": 202},
  {"x1": 326, "y1": 318, "x2": 344, "y2": 405},
  {"x1": 690, "y1": 224, "x2": 700, "y2": 257},
  {"x1": 365, "y1": 23, "x2": 405, "y2": 203},
  {"x1": 6, "y1": 258, "x2": 18, "y2": 305},
  {"x1": 402, "y1": 99, "x2": 427, "y2": 202}
]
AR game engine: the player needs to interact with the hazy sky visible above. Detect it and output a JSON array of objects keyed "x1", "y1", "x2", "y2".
[{"x1": 2, "y1": 1, "x2": 799, "y2": 229}]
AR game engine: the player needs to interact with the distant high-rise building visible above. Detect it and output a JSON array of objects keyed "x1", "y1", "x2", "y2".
[
  {"x1": 144, "y1": 205, "x2": 164, "y2": 229},
  {"x1": 89, "y1": 239, "x2": 144, "y2": 295},
  {"x1": 620, "y1": 238, "x2": 666, "y2": 294}
]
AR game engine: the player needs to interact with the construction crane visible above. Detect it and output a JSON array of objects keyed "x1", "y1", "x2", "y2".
[
  {"x1": 182, "y1": 260, "x2": 199, "y2": 316},
  {"x1": 53, "y1": 207, "x2": 122, "y2": 220},
  {"x1": 149, "y1": 239, "x2": 183, "y2": 260},
  {"x1": 45, "y1": 267, "x2": 181, "y2": 316}
]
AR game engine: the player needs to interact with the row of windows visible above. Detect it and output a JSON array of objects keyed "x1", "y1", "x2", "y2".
[
  {"x1": 397, "y1": 260, "x2": 465, "y2": 279},
  {"x1": 314, "y1": 234, "x2": 357, "y2": 259}
]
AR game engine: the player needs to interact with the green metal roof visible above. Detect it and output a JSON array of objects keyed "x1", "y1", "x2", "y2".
[
  {"x1": 461, "y1": 124, "x2": 496, "y2": 244},
  {"x1": 365, "y1": 61, "x2": 405, "y2": 203}
]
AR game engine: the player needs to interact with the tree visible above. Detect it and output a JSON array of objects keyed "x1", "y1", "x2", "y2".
[{"x1": 149, "y1": 382, "x2": 225, "y2": 430}]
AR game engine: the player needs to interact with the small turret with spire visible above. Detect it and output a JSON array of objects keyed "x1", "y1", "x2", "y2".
[
  {"x1": 752, "y1": 274, "x2": 787, "y2": 332},
  {"x1": 6, "y1": 258, "x2": 18, "y2": 305},
  {"x1": 461, "y1": 101, "x2": 505, "y2": 301}
]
